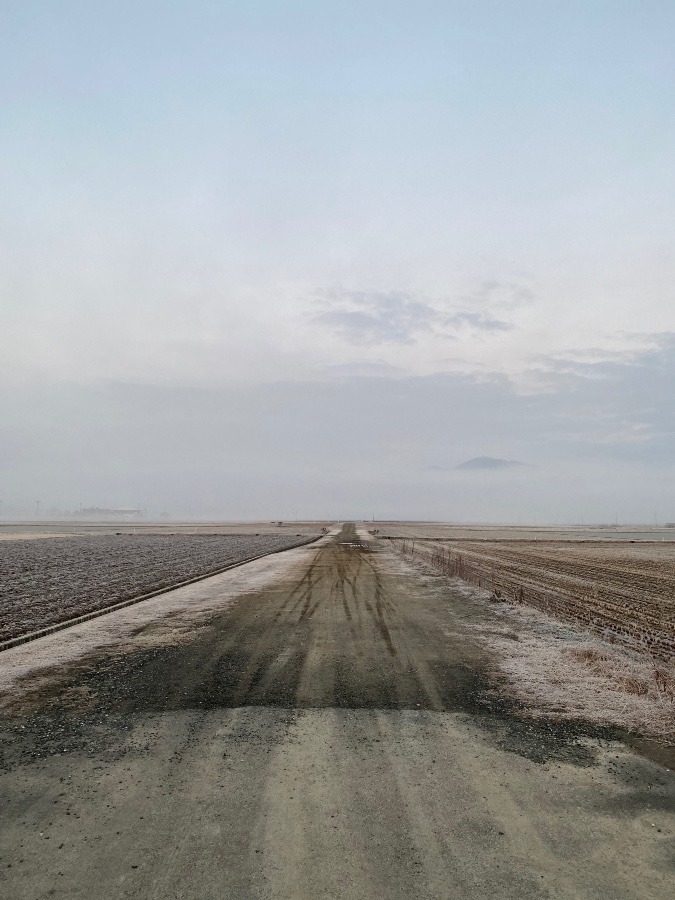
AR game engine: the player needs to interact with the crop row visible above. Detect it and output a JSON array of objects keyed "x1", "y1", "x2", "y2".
[
  {"x1": 395, "y1": 539, "x2": 675, "y2": 659},
  {"x1": 0, "y1": 534, "x2": 316, "y2": 642}
]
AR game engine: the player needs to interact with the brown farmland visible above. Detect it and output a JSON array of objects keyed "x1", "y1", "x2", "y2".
[{"x1": 392, "y1": 538, "x2": 675, "y2": 659}]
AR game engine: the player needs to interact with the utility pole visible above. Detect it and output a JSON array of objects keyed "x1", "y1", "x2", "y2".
[{"x1": 34, "y1": 500, "x2": 40, "y2": 519}]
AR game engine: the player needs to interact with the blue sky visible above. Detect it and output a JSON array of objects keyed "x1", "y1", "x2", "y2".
[{"x1": 1, "y1": 3, "x2": 674, "y2": 518}]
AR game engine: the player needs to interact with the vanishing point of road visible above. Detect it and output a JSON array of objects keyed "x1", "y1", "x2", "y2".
[{"x1": 1, "y1": 524, "x2": 673, "y2": 898}]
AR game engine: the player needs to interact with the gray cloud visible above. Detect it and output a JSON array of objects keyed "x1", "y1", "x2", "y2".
[
  {"x1": 312, "y1": 287, "x2": 515, "y2": 345},
  {"x1": 443, "y1": 311, "x2": 513, "y2": 333},
  {"x1": 321, "y1": 360, "x2": 407, "y2": 378},
  {"x1": 523, "y1": 333, "x2": 675, "y2": 452},
  {"x1": 313, "y1": 290, "x2": 441, "y2": 345},
  {"x1": 460, "y1": 280, "x2": 536, "y2": 312}
]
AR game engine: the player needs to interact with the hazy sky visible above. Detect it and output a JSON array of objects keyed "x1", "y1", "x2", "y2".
[{"x1": 1, "y1": 2, "x2": 674, "y2": 520}]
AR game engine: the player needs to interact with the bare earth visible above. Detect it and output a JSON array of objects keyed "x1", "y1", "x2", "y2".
[
  {"x1": 0, "y1": 521, "x2": 328, "y2": 541},
  {"x1": 0, "y1": 533, "x2": 319, "y2": 642},
  {"x1": 391, "y1": 538, "x2": 675, "y2": 659},
  {"x1": 0, "y1": 525, "x2": 672, "y2": 899},
  {"x1": 375, "y1": 522, "x2": 675, "y2": 542}
]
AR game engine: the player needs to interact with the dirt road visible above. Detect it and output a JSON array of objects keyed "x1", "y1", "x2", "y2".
[{"x1": 1, "y1": 525, "x2": 673, "y2": 898}]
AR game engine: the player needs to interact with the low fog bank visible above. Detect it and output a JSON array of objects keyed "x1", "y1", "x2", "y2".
[{"x1": 2, "y1": 360, "x2": 673, "y2": 524}]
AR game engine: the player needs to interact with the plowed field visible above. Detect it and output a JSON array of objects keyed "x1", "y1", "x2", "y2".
[
  {"x1": 0, "y1": 533, "x2": 317, "y2": 642},
  {"x1": 394, "y1": 539, "x2": 675, "y2": 658}
]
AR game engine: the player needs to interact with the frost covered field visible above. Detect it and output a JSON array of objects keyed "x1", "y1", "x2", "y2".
[
  {"x1": 0, "y1": 533, "x2": 316, "y2": 642},
  {"x1": 392, "y1": 538, "x2": 675, "y2": 658}
]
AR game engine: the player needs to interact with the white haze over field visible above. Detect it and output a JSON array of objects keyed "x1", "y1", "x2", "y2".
[{"x1": 1, "y1": 2, "x2": 674, "y2": 522}]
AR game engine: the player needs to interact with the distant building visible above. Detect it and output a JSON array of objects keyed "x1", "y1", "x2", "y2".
[{"x1": 76, "y1": 507, "x2": 144, "y2": 520}]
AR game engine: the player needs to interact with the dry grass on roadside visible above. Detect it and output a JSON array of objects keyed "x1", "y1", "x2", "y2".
[
  {"x1": 390, "y1": 543, "x2": 674, "y2": 741},
  {"x1": 470, "y1": 597, "x2": 675, "y2": 741}
]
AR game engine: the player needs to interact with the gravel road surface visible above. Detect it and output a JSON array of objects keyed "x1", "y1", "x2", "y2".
[{"x1": 0, "y1": 524, "x2": 673, "y2": 899}]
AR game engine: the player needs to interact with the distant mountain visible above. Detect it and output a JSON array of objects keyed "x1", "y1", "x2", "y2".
[{"x1": 454, "y1": 456, "x2": 526, "y2": 471}]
